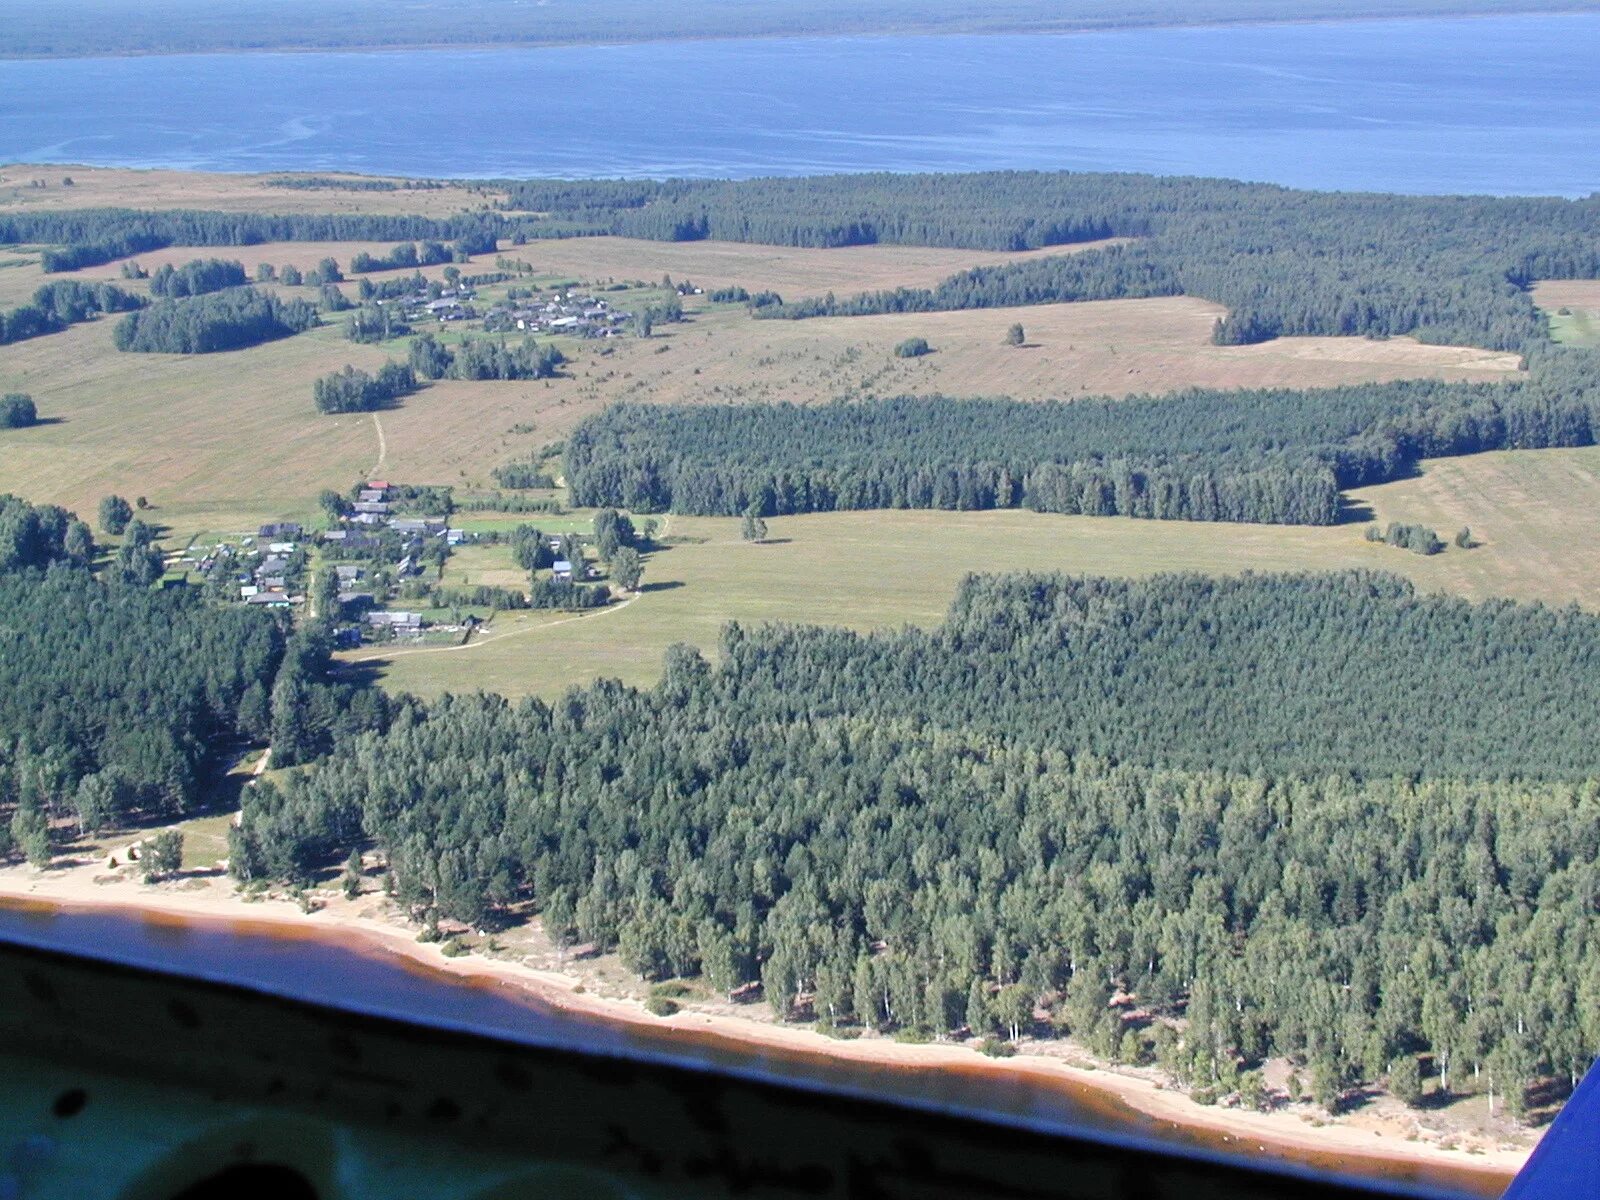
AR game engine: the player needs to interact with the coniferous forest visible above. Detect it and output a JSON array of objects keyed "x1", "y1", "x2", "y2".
[
  {"x1": 228, "y1": 572, "x2": 1600, "y2": 1112},
  {"x1": 567, "y1": 349, "x2": 1600, "y2": 525},
  {"x1": 3, "y1": 160, "x2": 1600, "y2": 1125}
]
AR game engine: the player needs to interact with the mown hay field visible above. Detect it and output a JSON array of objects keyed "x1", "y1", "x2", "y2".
[{"x1": 352, "y1": 446, "x2": 1600, "y2": 700}]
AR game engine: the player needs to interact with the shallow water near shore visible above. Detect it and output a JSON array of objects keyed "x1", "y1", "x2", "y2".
[{"x1": 0, "y1": 898, "x2": 1511, "y2": 1197}]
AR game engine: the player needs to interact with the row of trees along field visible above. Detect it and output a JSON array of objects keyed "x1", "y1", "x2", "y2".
[
  {"x1": 148, "y1": 257, "x2": 248, "y2": 297},
  {"x1": 1, "y1": 209, "x2": 506, "y2": 274},
  {"x1": 231, "y1": 572, "x2": 1600, "y2": 1118},
  {"x1": 406, "y1": 333, "x2": 564, "y2": 381},
  {"x1": 113, "y1": 288, "x2": 320, "y2": 353},
  {"x1": 0, "y1": 495, "x2": 392, "y2": 863},
  {"x1": 0, "y1": 281, "x2": 145, "y2": 346},
  {"x1": 565, "y1": 348, "x2": 1600, "y2": 525},
  {"x1": 8, "y1": 169, "x2": 1598, "y2": 349}
]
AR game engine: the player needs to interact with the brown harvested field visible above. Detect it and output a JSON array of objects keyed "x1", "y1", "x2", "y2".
[
  {"x1": 0, "y1": 287, "x2": 1524, "y2": 540},
  {"x1": 0, "y1": 164, "x2": 501, "y2": 216},
  {"x1": 1348, "y1": 445, "x2": 1600, "y2": 609},
  {"x1": 0, "y1": 319, "x2": 383, "y2": 533},
  {"x1": 577, "y1": 296, "x2": 1522, "y2": 412},
  {"x1": 498, "y1": 236, "x2": 1123, "y2": 299},
  {"x1": 0, "y1": 251, "x2": 48, "y2": 309},
  {"x1": 1532, "y1": 279, "x2": 1600, "y2": 347}
]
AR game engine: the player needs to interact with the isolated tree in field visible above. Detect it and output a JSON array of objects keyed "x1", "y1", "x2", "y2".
[
  {"x1": 1006, "y1": 322, "x2": 1025, "y2": 346},
  {"x1": 894, "y1": 336, "x2": 930, "y2": 358},
  {"x1": 610, "y1": 545, "x2": 643, "y2": 591},
  {"x1": 1, "y1": 392, "x2": 37, "y2": 428},
  {"x1": 1455, "y1": 526, "x2": 1473, "y2": 549},
  {"x1": 98, "y1": 494, "x2": 133, "y2": 535},
  {"x1": 143, "y1": 829, "x2": 183, "y2": 882},
  {"x1": 741, "y1": 506, "x2": 768, "y2": 543}
]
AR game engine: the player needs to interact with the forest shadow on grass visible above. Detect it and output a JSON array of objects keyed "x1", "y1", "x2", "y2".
[
  {"x1": 1337, "y1": 496, "x2": 1376, "y2": 526},
  {"x1": 639, "y1": 580, "x2": 684, "y2": 593}
]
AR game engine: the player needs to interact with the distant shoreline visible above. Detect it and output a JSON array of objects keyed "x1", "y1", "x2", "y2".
[
  {"x1": 0, "y1": 7, "x2": 1584, "y2": 64},
  {"x1": 0, "y1": 856, "x2": 1528, "y2": 1196}
]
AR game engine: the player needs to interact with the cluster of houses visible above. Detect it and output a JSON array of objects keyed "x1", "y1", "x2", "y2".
[
  {"x1": 186, "y1": 482, "x2": 469, "y2": 641},
  {"x1": 416, "y1": 292, "x2": 479, "y2": 323},
  {"x1": 334, "y1": 480, "x2": 467, "y2": 641},
  {"x1": 491, "y1": 292, "x2": 635, "y2": 339}
]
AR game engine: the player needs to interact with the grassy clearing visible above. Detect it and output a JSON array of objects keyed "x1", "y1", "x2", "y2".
[
  {"x1": 176, "y1": 812, "x2": 237, "y2": 871},
  {"x1": 1349, "y1": 445, "x2": 1600, "y2": 609},
  {"x1": 1532, "y1": 280, "x2": 1600, "y2": 348},
  {"x1": 342, "y1": 509, "x2": 1392, "y2": 699},
  {"x1": 0, "y1": 318, "x2": 381, "y2": 539},
  {"x1": 350, "y1": 446, "x2": 1600, "y2": 700}
]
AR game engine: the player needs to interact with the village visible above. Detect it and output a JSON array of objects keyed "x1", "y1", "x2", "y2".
[
  {"x1": 173, "y1": 479, "x2": 610, "y2": 647},
  {"x1": 385, "y1": 281, "x2": 642, "y2": 339}
]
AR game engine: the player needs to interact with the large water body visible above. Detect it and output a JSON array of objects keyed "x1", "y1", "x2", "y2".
[{"x1": 1, "y1": 14, "x2": 1597, "y2": 195}]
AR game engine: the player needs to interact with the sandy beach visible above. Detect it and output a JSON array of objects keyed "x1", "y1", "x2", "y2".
[{"x1": 0, "y1": 852, "x2": 1530, "y2": 1194}]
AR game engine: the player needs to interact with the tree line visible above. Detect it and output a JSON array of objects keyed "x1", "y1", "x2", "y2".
[
  {"x1": 230, "y1": 571, "x2": 1600, "y2": 1119},
  {"x1": 312, "y1": 362, "x2": 419, "y2": 413},
  {"x1": 113, "y1": 288, "x2": 320, "y2": 353},
  {"x1": 0, "y1": 280, "x2": 145, "y2": 347},
  {"x1": 566, "y1": 349, "x2": 1600, "y2": 526},
  {"x1": 408, "y1": 333, "x2": 565, "y2": 381},
  {"x1": 3, "y1": 209, "x2": 504, "y2": 274},
  {"x1": 348, "y1": 241, "x2": 454, "y2": 272},
  {"x1": 149, "y1": 257, "x2": 249, "y2": 297}
]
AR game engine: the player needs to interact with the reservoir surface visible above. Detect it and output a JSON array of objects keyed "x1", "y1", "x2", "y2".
[{"x1": 0, "y1": 14, "x2": 1596, "y2": 194}]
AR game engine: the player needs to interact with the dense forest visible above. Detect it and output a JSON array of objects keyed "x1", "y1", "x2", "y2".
[
  {"x1": 567, "y1": 349, "x2": 1600, "y2": 525},
  {"x1": 0, "y1": 281, "x2": 145, "y2": 347},
  {"x1": 0, "y1": 494, "x2": 391, "y2": 859},
  {"x1": 113, "y1": 288, "x2": 320, "y2": 353},
  {"x1": 231, "y1": 572, "x2": 1600, "y2": 1114},
  {"x1": 504, "y1": 172, "x2": 1600, "y2": 350}
]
